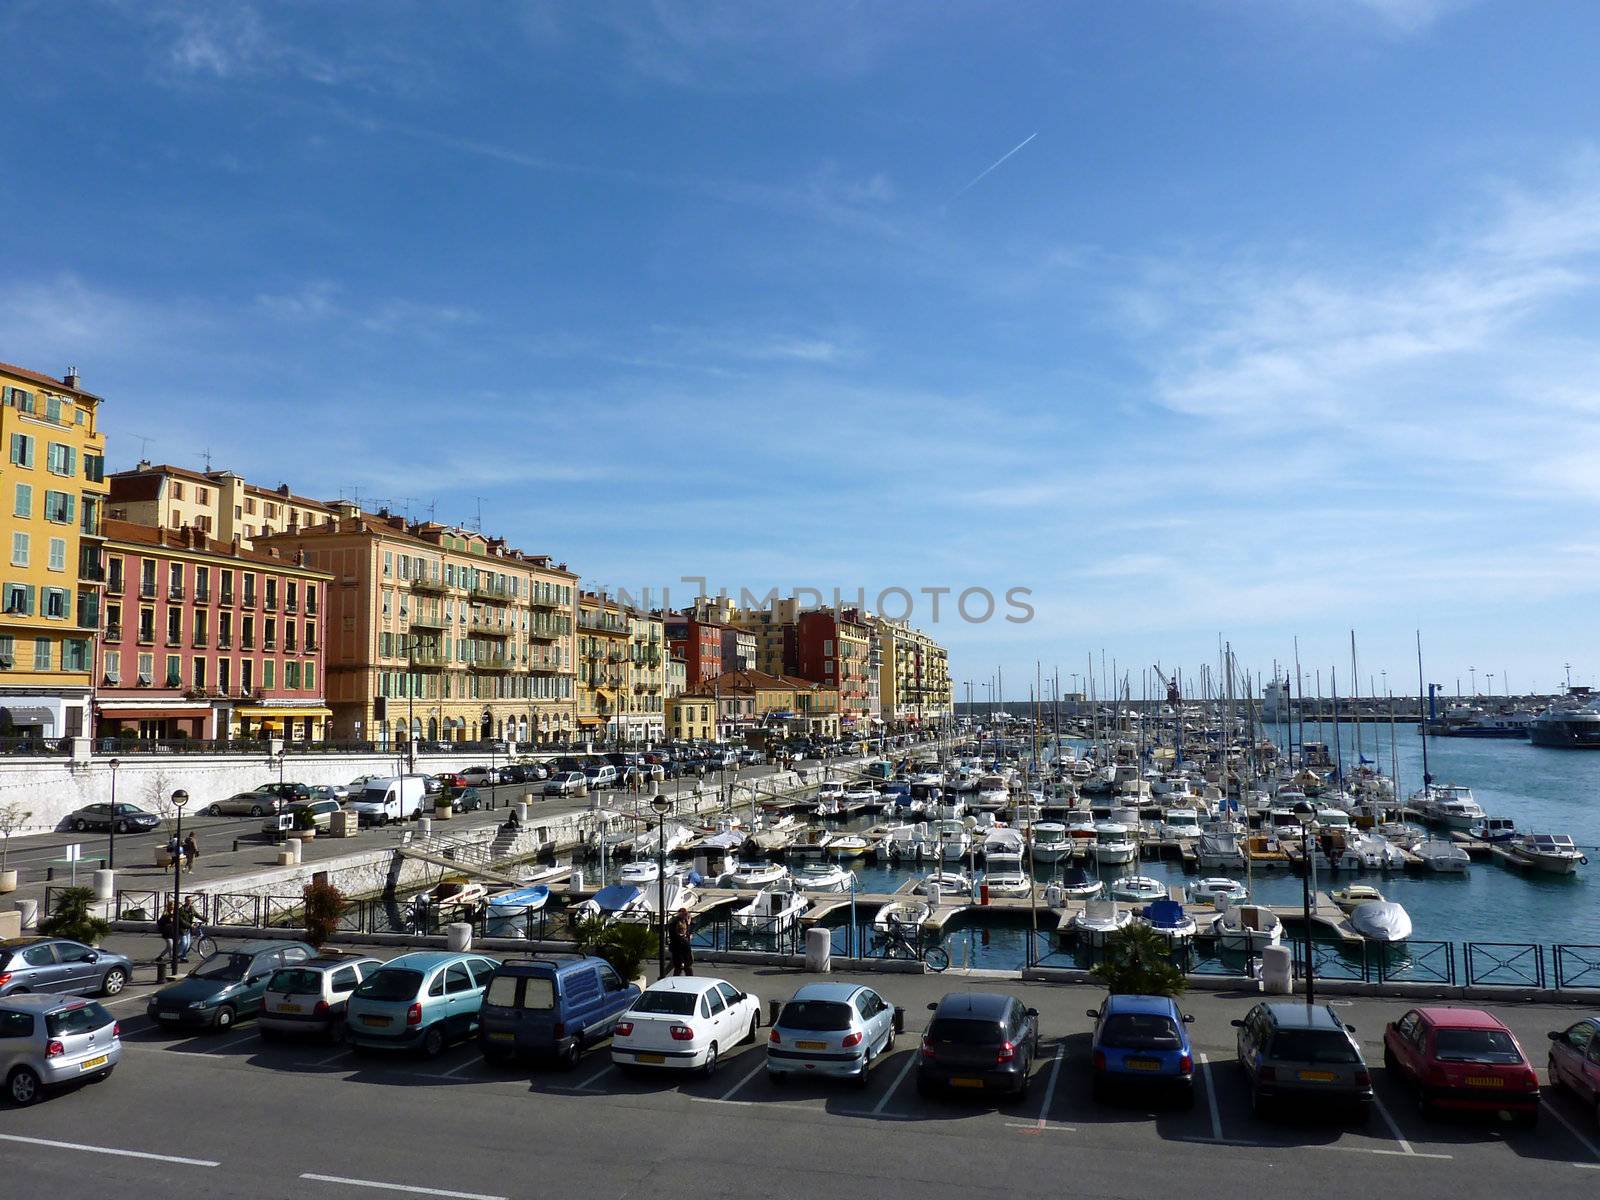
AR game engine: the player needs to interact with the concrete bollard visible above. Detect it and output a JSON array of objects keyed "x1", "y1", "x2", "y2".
[
  {"x1": 570, "y1": 868, "x2": 585, "y2": 891},
  {"x1": 14, "y1": 897, "x2": 40, "y2": 929},
  {"x1": 285, "y1": 837, "x2": 303, "y2": 864},
  {"x1": 418, "y1": 817, "x2": 432, "y2": 838},
  {"x1": 926, "y1": 881, "x2": 941, "y2": 909},
  {"x1": 516, "y1": 803, "x2": 531, "y2": 823},
  {"x1": 446, "y1": 922, "x2": 473, "y2": 952},
  {"x1": 1259, "y1": 945, "x2": 1294, "y2": 994},
  {"x1": 804, "y1": 925, "x2": 831, "y2": 973},
  {"x1": 93, "y1": 869, "x2": 114, "y2": 903}
]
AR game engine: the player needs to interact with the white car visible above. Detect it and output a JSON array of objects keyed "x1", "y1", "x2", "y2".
[{"x1": 611, "y1": 977, "x2": 763, "y2": 1075}]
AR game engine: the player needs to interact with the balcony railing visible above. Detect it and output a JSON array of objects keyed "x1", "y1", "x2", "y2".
[
  {"x1": 137, "y1": 628, "x2": 154, "y2": 645},
  {"x1": 471, "y1": 582, "x2": 510, "y2": 602},
  {"x1": 471, "y1": 655, "x2": 513, "y2": 672},
  {"x1": 217, "y1": 635, "x2": 232, "y2": 650},
  {"x1": 165, "y1": 633, "x2": 182, "y2": 648},
  {"x1": 220, "y1": 589, "x2": 234, "y2": 605},
  {"x1": 243, "y1": 591, "x2": 256, "y2": 607},
  {"x1": 412, "y1": 650, "x2": 450, "y2": 669},
  {"x1": 242, "y1": 635, "x2": 255, "y2": 650},
  {"x1": 263, "y1": 596, "x2": 277, "y2": 611},
  {"x1": 192, "y1": 634, "x2": 208, "y2": 648},
  {"x1": 411, "y1": 576, "x2": 448, "y2": 595},
  {"x1": 139, "y1": 582, "x2": 157, "y2": 599},
  {"x1": 106, "y1": 576, "x2": 124, "y2": 595},
  {"x1": 303, "y1": 641, "x2": 318, "y2": 655},
  {"x1": 285, "y1": 598, "x2": 297, "y2": 613},
  {"x1": 104, "y1": 624, "x2": 122, "y2": 641},
  {"x1": 408, "y1": 613, "x2": 446, "y2": 630},
  {"x1": 168, "y1": 584, "x2": 184, "y2": 600},
  {"x1": 194, "y1": 587, "x2": 209, "y2": 603},
  {"x1": 263, "y1": 637, "x2": 276, "y2": 651}
]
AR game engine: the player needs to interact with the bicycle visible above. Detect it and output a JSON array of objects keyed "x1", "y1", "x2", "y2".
[
  {"x1": 879, "y1": 920, "x2": 949, "y2": 972},
  {"x1": 188, "y1": 922, "x2": 217, "y2": 960}
]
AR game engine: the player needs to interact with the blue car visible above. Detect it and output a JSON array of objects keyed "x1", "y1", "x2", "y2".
[{"x1": 1087, "y1": 993, "x2": 1195, "y2": 1106}]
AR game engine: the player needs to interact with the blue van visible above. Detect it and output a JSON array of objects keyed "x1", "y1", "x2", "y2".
[{"x1": 477, "y1": 955, "x2": 639, "y2": 1068}]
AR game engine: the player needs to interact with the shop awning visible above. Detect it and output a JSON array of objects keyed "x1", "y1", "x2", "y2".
[
  {"x1": 95, "y1": 706, "x2": 211, "y2": 721},
  {"x1": 234, "y1": 706, "x2": 332, "y2": 719},
  {"x1": 576, "y1": 715, "x2": 605, "y2": 726}
]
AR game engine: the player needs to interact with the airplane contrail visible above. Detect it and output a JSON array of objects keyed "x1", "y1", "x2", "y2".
[{"x1": 950, "y1": 131, "x2": 1039, "y2": 200}]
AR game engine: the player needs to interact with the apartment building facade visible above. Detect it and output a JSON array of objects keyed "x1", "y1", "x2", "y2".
[
  {"x1": 109, "y1": 463, "x2": 334, "y2": 549},
  {"x1": 576, "y1": 592, "x2": 628, "y2": 744}
]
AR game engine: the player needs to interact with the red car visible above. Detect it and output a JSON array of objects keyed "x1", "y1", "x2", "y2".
[
  {"x1": 1383, "y1": 1007, "x2": 1540, "y2": 1126},
  {"x1": 1545, "y1": 1016, "x2": 1600, "y2": 1117},
  {"x1": 432, "y1": 772, "x2": 468, "y2": 793}
]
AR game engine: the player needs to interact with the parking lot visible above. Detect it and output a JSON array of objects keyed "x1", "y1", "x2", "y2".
[{"x1": 6, "y1": 947, "x2": 1599, "y2": 1200}]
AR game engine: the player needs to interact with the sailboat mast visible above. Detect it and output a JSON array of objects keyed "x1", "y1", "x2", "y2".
[{"x1": 1415, "y1": 631, "x2": 1431, "y2": 793}]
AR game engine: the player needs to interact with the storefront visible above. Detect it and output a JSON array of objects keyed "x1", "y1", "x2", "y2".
[
  {"x1": 235, "y1": 705, "x2": 331, "y2": 743},
  {"x1": 93, "y1": 702, "x2": 213, "y2": 742}
]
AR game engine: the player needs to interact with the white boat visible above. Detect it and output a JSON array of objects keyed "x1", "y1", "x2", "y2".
[
  {"x1": 483, "y1": 885, "x2": 551, "y2": 938},
  {"x1": 793, "y1": 862, "x2": 854, "y2": 892},
  {"x1": 721, "y1": 859, "x2": 789, "y2": 889},
  {"x1": 1188, "y1": 877, "x2": 1248, "y2": 905},
  {"x1": 982, "y1": 855, "x2": 1032, "y2": 898},
  {"x1": 571, "y1": 883, "x2": 651, "y2": 923},
  {"x1": 1349, "y1": 899, "x2": 1412, "y2": 943},
  {"x1": 918, "y1": 868, "x2": 973, "y2": 898},
  {"x1": 618, "y1": 860, "x2": 682, "y2": 886},
  {"x1": 1162, "y1": 808, "x2": 1202, "y2": 839},
  {"x1": 873, "y1": 898, "x2": 932, "y2": 934},
  {"x1": 1471, "y1": 816, "x2": 1518, "y2": 843},
  {"x1": 1068, "y1": 899, "x2": 1131, "y2": 947},
  {"x1": 1137, "y1": 899, "x2": 1198, "y2": 945},
  {"x1": 1197, "y1": 827, "x2": 1245, "y2": 869},
  {"x1": 1331, "y1": 884, "x2": 1385, "y2": 913},
  {"x1": 980, "y1": 827, "x2": 1026, "y2": 859},
  {"x1": 1509, "y1": 833, "x2": 1587, "y2": 875},
  {"x1": 827, "y1": 833, "x2": 872, "y2": 859},
  {"x1": 1209, "y1": 904, "x2": 1283, "y2": 954},
  {"x1": 1090, "y1": 822, "x2": 1138, "y2": 866},
  {"x1": 1411, "y1": 783, "x2": 1483, "y2": 829},
  {"x1": 1055, "y1": 866, "x2": 1103, "y2": 900},
  {"x1": 1030, "y1": 822, "x2": 1072, "y2": 862},
  {"x1": 842, "y1": 786, "x2": 878, "y2": 809},
  {"x1": 1417, "y1": 839, "x2": 1470, "y2": 873},
  {"x1": 732, "y1": 886, "x2": 810, "y2": 934},
  {"x1": 935, "y1": 819, "x2": 971, "y2": 862},
  {"x1": 413, "y1": 880, "x2": 486, "y2": 917},
  {"x1": 1110, "y1": 875, "x2": 1167, "y2": 903}
]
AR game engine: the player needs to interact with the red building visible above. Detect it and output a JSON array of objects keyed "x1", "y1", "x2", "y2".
[
  {"x1": 95, "y1": 519, "x2": 333, "y2": 742},
  {"x1": 663, "y1": 612, "x2": 727, "y2": 687},
  {"x1": 794, "y1": 609, "x2": 873, "y2": 726}
]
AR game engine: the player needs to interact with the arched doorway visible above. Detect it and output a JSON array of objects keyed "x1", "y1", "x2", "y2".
[
  {"x1": 479, "y1": 711, "x2": 492, "y2": 741},
  {"x1": 427, "y1": 716, "x2": 439, "y2": 740}
]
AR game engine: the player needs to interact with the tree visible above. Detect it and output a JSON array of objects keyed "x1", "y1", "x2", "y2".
[
  {"x1": 568, "y1": 913, "x2": 657, "y2": 982},
  {"x1": 302, "y1": 879, "x2": 345, "y2": 949},
  {"x1": 0, "y1": 803, "x2": 31, "y2": 873},
  {"x1": 1090, "y1": 923, "x2": 1187, "y2": 998},
  {"x1": 38, "y1": 886, "x2": 110, "y2": 945},
  {"x1": 145, "y1": 770, "x2": 178, "y2": 835}
]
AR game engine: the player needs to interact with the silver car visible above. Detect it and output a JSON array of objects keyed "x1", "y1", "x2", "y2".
[
  {"x1": 0, "y1": 993, "x2": 121, "y2": 1105},
  {"x1": 207, "y1": 790, "x2": 285, "y2": 817},
  {"x1": 0, "y1": 937, "x2": 134, "y2": 998}
]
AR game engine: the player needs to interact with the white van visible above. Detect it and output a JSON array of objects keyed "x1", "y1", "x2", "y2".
[{"x1": 348, "y1": 776, "x2": 427, "y2": 826}]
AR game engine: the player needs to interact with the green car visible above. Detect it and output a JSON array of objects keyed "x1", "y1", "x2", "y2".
[
  {"x1": 146, "y1": 941, "x2": 317, "y2": 1032},
  {"x1": 346, "y1": 951, "x2": 500, "y2": 1057}
]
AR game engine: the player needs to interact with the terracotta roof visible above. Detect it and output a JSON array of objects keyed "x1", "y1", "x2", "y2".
[
  {"x1": 0, "y1": 361, "x2": 103, "y2": 403},
  {"x1": 679, "y1": 669, "x2": 798, "y2": 698},
  {"x1": 102, "y1": 518, "x2": 332, "y2": 576}
]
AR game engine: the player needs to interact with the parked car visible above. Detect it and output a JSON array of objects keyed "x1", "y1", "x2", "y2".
[
  {"x1": 206, "y1": 790, "x2": 284, "y2": 817},
  {"x1": 1546, "y1": 1016, "x2": 1600, "y2": 1112},
  {"x1": 450, "y1": 787, "x2": 488, "y2": 813},
  {"x1": 501, "y1": 763, "x2": 548, "y2": 784},
  {"x1": 767, "y1": 982, "x2": 896, "y2": 1088},
  {"x1": 0, "y1": 937, "x2": 133, "y2": 998},
  {"x1": 348, "y1": 775, "x2": 427, "y2": 825},
  {"x1": 432, "y1": 771, "x2": 468, "y2": 793},
  {"x1": 345, "y1": 951, "x2": 501, "y2": 1057},
  {"x1": 478, "y1": 955, "x2": 639, "y2": 1068},
  {"x1": 611, "y1": 977, "x2": 763, "y2": 1075},
  {"x1": 261, "y1": 798, "x2": 343, "y2": 834},
  {"x1": 65, "y1": 802, "x2": 159, "y2": 834},
  {"x1": 0, "y1": 994, "x2": 120, "y2": 1105},
  {"x1": 917, "y1": 991, "x2": 1039, "y2": 1099},
  {"x1": 146, "y1": 941, "x2": 317, "y2": 1031},
  {"x1": 460, "y1": 766, "x2": 505, "y2": 786},
  {"x1": 1383, "y1": 1006, "x2": 1539, "y2": 1126},
  {"x1": 1233, "y1": 1001, "x2": 1372, "y2": 1120},
  {"x1": 583, "y1": 764, "x2": 619, "y2": 789},
  {"x1": 258, "y1": 954, "x2": 384, "y2": 1042},
  {"x1": 259, "y1": 782, "x2": 313, "y2": 803},
  {"x1": 307, "y1": 784, "x2": 348, "y2": 803},
  {"x1": 1087, "y1": 993, "x2": 1195, "y2": 1106},
  {"x1": 543, "y1": 771, "x2": 586, "y2": 797}
]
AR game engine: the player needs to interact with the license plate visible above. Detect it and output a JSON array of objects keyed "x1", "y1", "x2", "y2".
[
  {"x1": 1298, "y1": 1070, "x2": 1337, "y2": 1082},
  {"x1": 797, "y1": 1040, "x2": 827, "y2": 1050},
  {"x1": 1126, "y1": 1059, "x2": 1161, "y2": 1072},
  {"x1": 487, "y1": 1031, "x2": 514, "y2": 1041},
  {"x1": 159, "y1": 1012, "x2": 179, "y2": 1021},
  {"x1": 79, "y1": 1055, "x2": 109, "y2": 1072},
  {"x1": 950, "y1": 1077, "x2": 984, "y2": 1089},
  {"x1": 278, "y1": 1003, "x2": 303, "y2": 1014},
  {"x1": 1466, "y1": 1075, "x2": 1504, "y2": 1088},
  {"x1": 361, "y1": 1015, "x2": 391, "y2": 1027},
  {"x1": 636, "y1": 1052, "x2": 666, "y2": 1064}
]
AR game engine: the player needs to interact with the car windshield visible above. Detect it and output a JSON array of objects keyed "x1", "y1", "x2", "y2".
[
  {"x1": 354, "y1": 968, "x2": 424, "y2": 1002},
  {"x1": 192, "y1": 953, "x2": 252, "y2": 981},
  {"x1": 779, "y1": 1000, "x2": 855, "y2": 1031},
  {"x1": 1100, "y1": 1013, "x2": 1182, "y2": 1049},
  {"x1": 630, "y1": 990, "x2": 698, "y2": 1016},
  {"x1": 1269, "y1": 1030, "x2": 1362, "y2": 1064},
  {"x1": 1434, "y1": 1028, "x2": 1522, "y2": 1063},
  {"x1": 928, "y1": 1017, "x2": 1003, "y2": 1045},
  {"x1": 47, "y1": 1003, "x2": 113, "y2": 1036},
  {"x1": 270, "y1": 969, "x2": 324, "y2": 995}
]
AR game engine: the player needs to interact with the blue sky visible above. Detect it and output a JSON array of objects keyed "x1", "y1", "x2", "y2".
[{"x1": 3, "y1": 1, "x2": 1599, "y2": 698}]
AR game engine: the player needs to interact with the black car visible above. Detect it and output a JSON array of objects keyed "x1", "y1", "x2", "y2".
[
  {"x1": 917, "y1": 992, "x2": 1040, "y2": 1099},
  {"x1": 260, "y1": 782, "x2": 313, "y2": 803},
  {"x1": 65, "y1": 803, "x2": 159, "y2": 834}
]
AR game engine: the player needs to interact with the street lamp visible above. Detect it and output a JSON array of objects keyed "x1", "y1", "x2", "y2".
[
  {"x1": 170, "y1": 787, "x2": 189, "y2": 974},
  {"x1": 106, "y1": 757, "x2": 121, "y2": 869},
  {"x1": 1300, "y1": 816, "x2": 1316, "y2": 1009},
  {"x1": 651, "y1": 788, "x2": 670, "y2": 978},
  {"x1": 399, "y1": 603, "x2": 415, "y2": 774}
]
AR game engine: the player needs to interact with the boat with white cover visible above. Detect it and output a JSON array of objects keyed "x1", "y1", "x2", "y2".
[
  {"x1": 1110, "y1": 875, "x2": 1167, "y2": 903},
  {"x1": 1417, "y1": 839, "x2": 1470, "y2": 873},
  {"x1": 1068, "y1": 899, "x2": 1132, "y2": 947},
  {"x1": 720, "y1": 859, "x2": 789, "y2": 889},
  {"x1": 1188, "y1": 877, "x2": 1248, "y2": 905},
  {"x1": 1209, "y1": 904, "x2": 1283, "y2": 954},
  {"x1": 982, "y1": 855, "x2": 1032, "y2": 898},
  {"x1": 793, "y1": 862, "x2": 854, "y2": 892},
  {"x1": 1349, "y1": 899, "x2": 1412, "y2": 942},
  {"x1": 1091, "y1": 822, "x2": 1138, "y2": 866},
  {"x1": 918, "y1": 868, "x2": 973, "y2": 898},
  {"x1": 874, "y1": 898, "x2": 932, "y2": 934},
  {"x1": 732, "y1": 886, "x2": 810, "y2": 934}
]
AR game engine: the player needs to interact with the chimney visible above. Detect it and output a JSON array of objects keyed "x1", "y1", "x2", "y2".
[{"x1": 63, "y1": 366, "x2": 80, "y2": 390}]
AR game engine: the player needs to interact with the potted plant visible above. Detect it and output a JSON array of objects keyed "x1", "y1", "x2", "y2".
[
  {"x1": 302, "y1": 878, "x2": 345, "y2": 949},
  {"x1": 292, "y1": 806, "x2": 317, "y2": 841},
  {"x1": 37, "y1": 886, "x2": 109, "y2": 946},
  {"x1": 1090, "y1": 924, "x2": 1188, "y2": 998},
  {"x1": 0, "y1": 803, "x2": 30, "y2": 893},
  {"x1": 595, "y1": 921, "x2": 658, "y2": 990}
]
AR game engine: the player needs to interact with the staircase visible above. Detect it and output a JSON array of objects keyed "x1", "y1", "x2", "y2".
[{"x1": 392, "y1": 828, "x2": 524, "y2": 887}]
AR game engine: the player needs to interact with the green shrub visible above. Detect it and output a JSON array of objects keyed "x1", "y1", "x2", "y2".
[
  {"x1": 38, "y1": 886, "x2": 110, "y2": 945},
  {"x1": 1090, "y1": 923, "x2": 1187, "y2": 997},
  {"x1": 302, "y1": 879, "x2": 345, "y2": 948}
]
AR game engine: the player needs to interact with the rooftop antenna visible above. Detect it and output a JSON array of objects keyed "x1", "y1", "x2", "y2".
[
  {"x1": 471, "y1": 496, "x2": 485, "y2": 532},
  {"x1": 201, "y1": 447, "x2": 213, "y2": 472},
  {"x1": 130, "y1": 433, "x2": 154, "y2": 459}
]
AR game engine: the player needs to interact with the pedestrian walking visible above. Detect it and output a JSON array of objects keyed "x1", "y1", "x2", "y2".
[
  {"x1": 668, "y1": 907, "x2": 694, "y2": 977},
  {"x1": 182, "y1": 832, "x2": 199, "y2": 872}
]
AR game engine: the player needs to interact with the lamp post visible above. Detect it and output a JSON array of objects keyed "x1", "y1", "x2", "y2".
[
  {"x1": 106, "y1": 757, "x2": 121, "y2": 869},
  {"x1": 170, "y1": 787, "x2": 189, "y2": 974},
  {"x1": 651, "y1": 788, "x2": 670, "y2": 978},
  {"x1": 399, "y1": 603, "x2": 416, "y2": 774},
  {"x1": 1300, "y1": 816, "x2": 1316, "y2": 1008}
]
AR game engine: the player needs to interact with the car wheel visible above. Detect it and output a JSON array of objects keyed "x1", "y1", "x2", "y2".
[
  {"x1": 207, "y1": 805, "x2": 222, "y2": 817},
  {"x1": 7, "y1": 1066, "x2": 42, "y2": 1106},
  {"x1": 73, "y1": 818, "x2": 88, "y2": 832},
  {"x1": 744, "y1": 1016, "x2": 759, "y2": 1046},
  {"x1": 213, "y1": 1005, "x2": 236, "y2": 1032},
  {"x1": 421, "y1": 1025, "x2": 445, "y2": 1058},
  {"x1": 250, "y1": 805, "x2": 263, "y2": 817},
  {"x1": 560, "y1": 1040, "x2": 583, "y2": 1071},
  {"x1": 702, "y1": 1042, "x2": 718, "y2": 1078},
  {"x1": 854, "y1": 1052, "x2": 873, "y2": 1089},
  {"x1": 100, "y1": 967, "x2": 128, "y2": 996},
  {"x1": 115, "y1": 820, "x2": 129, "y2": 834},
  {"x1": 1383, "y1": 1043, "x2": 1398, "y2": 1073}
]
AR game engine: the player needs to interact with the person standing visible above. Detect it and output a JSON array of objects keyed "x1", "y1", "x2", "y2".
[
  {"x1": 667, "y1": 907, "x2": 694, "y2": 977},
  {"x1": 182, "y1": 831, "x2": 199, "y2": 873}
]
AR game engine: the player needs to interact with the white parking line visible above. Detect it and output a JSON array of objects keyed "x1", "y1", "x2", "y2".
[
  {"x1": 0, "y1": 1132, "x2": 219, "y2": 1168},
  {"x1": 1198, "y1": 1052, "x2": 1224, "y2": 1142},
  {"x1": 872, "y1": 1052, "x2": 919, "y2": 1116},
  {"x1": 1543, "y1": 1096, "x2": 1600, "y2": 1162},
  {"x1": 440, "y1": 1057, "x2": 481, "y2": 1078},
  {"x1": 1372, "y1": 1094, "x2": 1417, "y2": 1155},
  {"x1": 717, "y1": 1059, "x2": 767, "y2": 1101},
  {"x1": 573, "y1": 1060, "x2": 614, "y2": 1091},
  {"x1": 204, "y1": 1031, "x2": 260, "y2": 1054},
  {"x1": 1306, "y1": 1143, "x2": 1452, "y2": 1161},
  {"x1": 309, "y1": 1048, "x2": 350, "y2": 1068},
  {"x1": 300, "y1": 1173, "x2": 506, "y2": 1200},
  {"x1": 1029, "y1": 1043, "x2": 1068, "y2": 1133}
]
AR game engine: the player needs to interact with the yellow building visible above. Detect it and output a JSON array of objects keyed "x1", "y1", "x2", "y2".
[
  {"x1": 665, "y1": 692, "x2": 718, "y2": 742},
  {"x1": 665, "y1": 669, "x2": 842, "y2": 743},
  {"x1": 618, "y1": 608, "x2": 665, "y2": 744},
  {"x1": 257, "y1": 506, "x2": 578, "y2": 747},
  {"x1": 874, "y1": 618, "x2": 953, "y2": 729},
  {"x1": 109, "y1": 463, "x2": 334, "y2": 548},
  {"x1": 576, "y1": 593, "x2": 629, "y2": 745},
  {"x1": 0, "y1": 363, "x2": 108, "y2": 738}
]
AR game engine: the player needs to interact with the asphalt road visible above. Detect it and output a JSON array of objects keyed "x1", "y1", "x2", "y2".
[{"x1": 6, "y1": 949, "x2": 1600, "y2": 1200}]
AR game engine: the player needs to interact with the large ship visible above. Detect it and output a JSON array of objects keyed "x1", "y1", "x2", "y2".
[{"x1": 1528, "y1": 690, "x2": 1600, "y2": 748}]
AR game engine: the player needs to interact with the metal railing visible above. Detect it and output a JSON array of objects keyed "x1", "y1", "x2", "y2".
[
  {"x1": 0, "y1": 736, "x2": 69, "y2": 756},
  {"x1": 1554, "y1": 944, "x2": 1600, "y2": 990},
  {"x1": 1465, "y1": 942, "x2": 1545, "y2": 989}
]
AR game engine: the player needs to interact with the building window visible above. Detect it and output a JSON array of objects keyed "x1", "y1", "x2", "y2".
[
  {"x1": 285, "y1": 661, "x2": 301, "y2": 689},
  {"x1": 45, "y1": 442, "x2": 77, "y2": 477},
  {"x1": 220, "y1": 569, "x2": 233, "y2": 603},
  {"x1": 195, "y1": 566, "x2": 209, "y2": 600},
  {"x1": 263, "y1": 660, "x2": 275, "y2": 690},
  {"x1": 217, "y1": 658, "x2": 230, "y2": 694},
  {"x1": 168, "y1": 562, "x2": 183, "y2": 597},
  {"x1": 138, "y1": 653, "x2": 153, "y2": 683},
  {"x1": 12, "y1": 483, "x2": 30, "y2": 517},
  {"x1": 243, "y1": 573, "x2": 256, "y2": 605},
  {"x1": 42, "y1": 489, "x2": 73, "y2": 523},
  {"x1": 47, "y1": 537, "x2": 66, "y2": 572},
  {"x1": 34, "y1": 638, "x2": 51, "y2": 671},
  {"x1": 383, "y1": 551, "x2": 392, "y2": 577},
  {"x1": 104, "y1": 649, "x2": 121, "y2": 682},
  {"x1": 63, "y1": 639, "x2": 88, "y2": 672},
  {"x1": 9, "y1": 433, "x2": 34, "y2": 468},
  {"x1": 195, "y1": 487, "x2": 209, "y2": 505},
  {"x1": 2, "y1": 583, "x2": 32, "y2": 615},
  {"x1": 240, "y1": 658, "x2": 253, "y2": 694},
  {"x1": 171, "y1": 481, "x2": 184, "y2": 501},
  {"x1": 167, "y1": 609, "x2": 181, "y2": 644},
  {"x1": 192, "y1": 657, "x2": 207, "y2": 690},
  {"x1": 11, "y1": 532, "x2": 28, "y2": 566},
  {"x1": 42, "y1": 587, "x2": 69, "y2": 620}
]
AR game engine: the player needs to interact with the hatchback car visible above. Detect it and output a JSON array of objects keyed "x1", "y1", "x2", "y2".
[
  {"x1": 917, "y1": 992, "x2": 1039, "y2": 1099},
  {"x1": 206, "y1": 790, "x2": 285, "y2": 817},
  {"x1": 147, "y1": 941, "x2": 317, "y2": 1031},
  {"x1": 0, "y1": 937, "x2": 133, "y2": 998},
  {"x1": 262, "y1": 797, "x2": 342, "y2": 834},
  {"x1": 583, "y1": 764, "x2": 619, "y2": 789},
  {"x1": 767, "y1": 982, "x2": 896, "y2": 1088},
  {"x1": 1088, "y1": 994, "x2": 1195, "y2": 1105},
  {"x1": 1383, "y1": 1006, "x2": 1539, "y2": 1126},
  {"x1": 0, "y1": 994, "x2": 120, "y2": 1106},
  {"x1": 259, "y1": 782, "x2": 313, "y2": 803},
  {"x1": 345, "y1": 951, "x2": 500, "y2": 1057},
  {"x1": 1546, "y1": 1016, "x2": 1600, "y2": 1117},
  {"x1": 259, "y1": 954, "x2": 383, "y2": 1042},
  {"x1": 65, "y1": 802, "x2": 159, "y2": 834},
  {"x1": 611, "y1": 977, "x2": 763, "y2": 1076},
  {"x1": 543, "y1": 771, "x2": 586, "y2": 797},
  {"x1": 1234, "y1": 1001, "x2": 1373, "y2": 1120},
  {"x1": 478, "y1": 955, "x2": 638, "y2": 1067}
]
